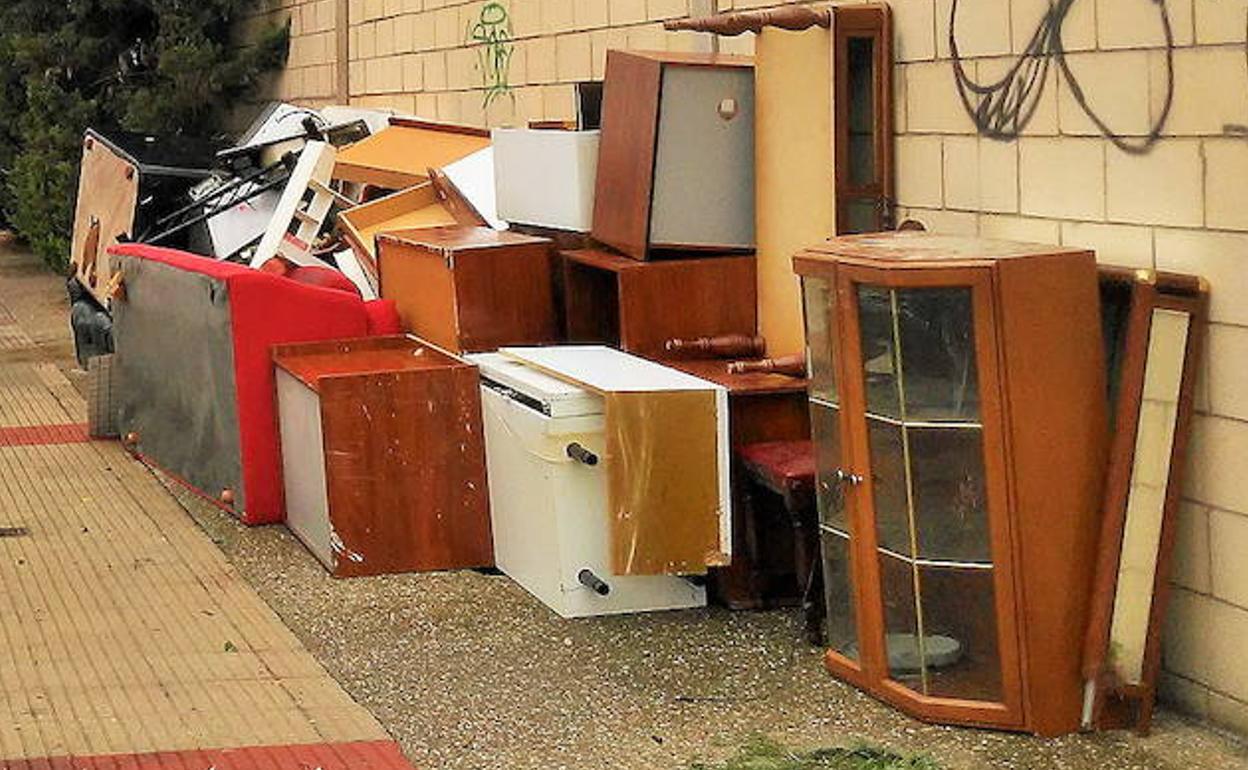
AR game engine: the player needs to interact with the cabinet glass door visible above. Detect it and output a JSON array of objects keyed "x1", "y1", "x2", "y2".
[
  {"x1": 854, "y1": 281, "x2": 1005, "y2": 704},
  {"x1": 803, "y1": 276, "x2": 858, "y2": 664}
]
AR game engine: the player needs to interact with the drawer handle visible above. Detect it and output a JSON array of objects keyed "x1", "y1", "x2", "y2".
[
  {"x1": 566, "y1": 442, "x2": 599, "y2": 466},
  {"x1": 578, "y1": 569, "x2": 611, "y2": 596}
]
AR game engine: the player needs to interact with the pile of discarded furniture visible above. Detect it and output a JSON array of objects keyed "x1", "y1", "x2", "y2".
[{"x1": 69, "y1": 1, "x2": 1209, "y2": 742}]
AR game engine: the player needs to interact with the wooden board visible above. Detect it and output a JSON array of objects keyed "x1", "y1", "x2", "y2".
[
  {"x1": 755, "y1": 25, "x2": 835, "y2": 357},
  {"x1": 70, "y1": 135, "x2": 140, "y2": 306},
  {"x1": 333, "y1": 119, "x2": 491, "y2": 188},
  {"x1": 338, "y1": 184, "x2": 459, "y2": 283}
]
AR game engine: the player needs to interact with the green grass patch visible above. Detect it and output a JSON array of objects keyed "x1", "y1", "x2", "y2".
[{"x1": 690, "y1": 736, "x2": 940, "y2": 770}]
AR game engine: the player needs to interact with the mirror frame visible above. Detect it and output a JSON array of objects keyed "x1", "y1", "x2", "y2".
[{"x1": 1082, "y1": 266, "x2": 1209, "y2": 735}]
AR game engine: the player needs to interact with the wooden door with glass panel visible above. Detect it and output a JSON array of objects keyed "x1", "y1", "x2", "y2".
[{"x1": 804, "y1": 265, "x2": 1024, "y2": 729}]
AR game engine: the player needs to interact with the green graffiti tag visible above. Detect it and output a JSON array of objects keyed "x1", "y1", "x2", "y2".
[{"x1": 467, "y1": 2, "x2": 514, "y2": 109}]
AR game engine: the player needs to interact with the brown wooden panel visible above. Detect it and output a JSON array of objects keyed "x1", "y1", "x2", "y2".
[
  {"x1": 377, "y1": 226, "x2": 559, "y2": 353},
  {"x1": 617, "y1": 255, "x2": 757, "y2": 357},
  {"x1": 591, "y1": 51, "x2": 663, "y2": 260},
  {"x1": 605, "y1": 389, "x2": 723, "y2": 576},
  {"x1": 299, "y1": 339, "x2": 493, "y2": 577},
  {"x1": 997, "y1": 251, "x2": 1108, "y2": 736}
]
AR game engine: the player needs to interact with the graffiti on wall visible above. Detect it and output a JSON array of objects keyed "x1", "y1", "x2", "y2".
[
  {"x1": 949, "y1": 0, "x2": 1174, "y2": 154},
  {"x1": 467, "y1": 2, "x2": 514, "y2": 109}
]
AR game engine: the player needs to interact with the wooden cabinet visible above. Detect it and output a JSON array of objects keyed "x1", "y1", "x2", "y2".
[
  {"x1": 274, "y1": 336, "x2": 493, "y2": 577},
  {"x1": 794, "y1": 233, "x2": 1108, "y2": 735},
  {"x1": 561, "y1": 248, "x2": 756, "y2": 358},
  {"x1": 593, "y1": 51, "x2": 755, "y2": 259},
  {"x1": 378, "y1": 226, "x2": 558, "y2": 353}
]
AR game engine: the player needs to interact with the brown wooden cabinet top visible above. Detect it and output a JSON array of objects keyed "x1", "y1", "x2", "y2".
[
  {"x1": 662, "y1": 358, "x2": 807, "y2": 396},
  {"x1": 795, "y1": 232, "x2": 1092, "y2": 271},
  {"x1": 610, "y1": 50, "x2": 754, "y2": 68},
  {"x1": 273, "y1": 335, "x2": 469, "y2": 392},
  {"x1": 562, "y1": 247, "x2": 752, "y2": 273},
  {"x1": 378, "y1": 225, "x2": 550, "y2": 252}
]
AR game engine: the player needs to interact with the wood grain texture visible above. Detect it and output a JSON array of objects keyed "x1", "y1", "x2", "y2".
[
  {"x1": 338, "y1": 184, "x2": 458, "y2": 282},
  {"x1": 592, "y1": 51, "x2": 663, "y2": 260},
  {"x1": 561, "y1": 249, "x2": 757, "y2": 358},
  {"x1": 274, "y1": 336, "x2": 492, "y2": 578},
  {"x1": 665, "y1": 5, "x2": 832, "y2": 35},
  {"x1": 378, "y1": 226, "x2": 559, "y2": 353},
  {"x1": 332, "y1": 121, "x2": 490, "y2": 188}
]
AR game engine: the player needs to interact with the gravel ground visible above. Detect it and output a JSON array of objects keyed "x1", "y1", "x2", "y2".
[{"x1": 4, "y1": 238, "x2": 1247, "y2": 770}]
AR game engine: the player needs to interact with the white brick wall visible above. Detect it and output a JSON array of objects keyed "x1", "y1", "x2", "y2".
[{"x1": 246, "y1": 0, "x2": 1248, "y2": 737}]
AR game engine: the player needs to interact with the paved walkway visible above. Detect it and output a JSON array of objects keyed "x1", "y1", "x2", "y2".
[{"x1": 0, "y1": 247, "x2": 403, "y2": 766}]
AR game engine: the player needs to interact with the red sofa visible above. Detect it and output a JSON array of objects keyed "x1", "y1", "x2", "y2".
[{"x1": 109, "y1": 244, "x2": 397, "y2": 525}]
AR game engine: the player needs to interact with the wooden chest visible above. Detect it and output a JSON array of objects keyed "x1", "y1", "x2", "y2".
[
  {"x1": 561, "y1": 248, "x2": 757, "y2": 358},
  {"x1": 378, "y1": 226, "x2": 559, "y2": 353},
  {"x1": 273, "y1": 335, "x2": 493, "y2": 577}
]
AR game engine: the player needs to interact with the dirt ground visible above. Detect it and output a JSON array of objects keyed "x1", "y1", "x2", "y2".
[{"x1": 5, "y1": 236, "x2": 1246, "y2": 770}]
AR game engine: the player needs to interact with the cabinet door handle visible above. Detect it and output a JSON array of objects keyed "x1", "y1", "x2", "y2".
[{"x1": 835, "y1": 469, "x2": 864, "y2": 486}]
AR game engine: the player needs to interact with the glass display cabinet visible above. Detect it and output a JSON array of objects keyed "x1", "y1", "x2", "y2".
[{"x1": 795, "y1": 233, "x2": 1109, "y2": 735}]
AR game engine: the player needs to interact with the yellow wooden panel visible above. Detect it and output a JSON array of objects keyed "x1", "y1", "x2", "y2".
[
  {"x1": 755, "y1": 27, "x2": 836, "y2": 356},
  {"x1": 605, "y1": 390, "x2": 723, "y2": 576}
]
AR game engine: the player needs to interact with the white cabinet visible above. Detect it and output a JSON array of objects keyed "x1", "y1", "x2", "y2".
[{"x1": 472, "y1": 353, "x2": 706, "y2": 617}]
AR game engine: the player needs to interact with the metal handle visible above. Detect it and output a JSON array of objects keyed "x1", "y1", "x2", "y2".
[
  {"x1": 578, "y1": 569, "x2": 611, "y2": 596},
  {"x1": 566, "y1": 442, "x2": 599, "y2": 466},
  {"x1": 835, "y1": 469, "x2": 864, "y2": 486}
]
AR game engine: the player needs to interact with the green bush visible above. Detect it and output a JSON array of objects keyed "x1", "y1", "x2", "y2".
[{"x1": 0, "y1": 0, "x2": 289, "y2": 271}]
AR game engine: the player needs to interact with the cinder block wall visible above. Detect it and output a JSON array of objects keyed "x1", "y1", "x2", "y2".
[{"x1": 245, "y1": 0, "x2": 1248, "y2": 736}]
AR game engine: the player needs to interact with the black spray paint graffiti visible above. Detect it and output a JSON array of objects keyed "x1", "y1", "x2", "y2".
[
  {"x1": 467, "y1": 2, "x2": 514, "y2": 110},
  {"x1": 950, "y1": 0, "x2": 1174, "y2": 154}
]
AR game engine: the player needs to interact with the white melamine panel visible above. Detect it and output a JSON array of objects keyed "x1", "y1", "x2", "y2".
[
  {"x1": 276, "y1": 370, "x2": 334, "y2": 570},
  {"x1": 492, "y1": 128, "x2": 600, "y2": 232},
  {"x1": 649, "y1": 65, "x2": 755, "y2": 250},
  {"x1": 467, "y1": 351, "x2": 603, "y2": 418}
]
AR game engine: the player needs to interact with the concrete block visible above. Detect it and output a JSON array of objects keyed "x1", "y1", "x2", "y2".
[
  {"x1": 526, "y1": 36, "x2": 557, "y2": 84},
  {"x1": 1171, "y1": 502, "x2": 1211, "y2": 594},
  {"x1": 937, "y1": 0, "x2": 1010, "y2": 58},
  {"x1": 894, "y1": 0, "x2": 935, "y2": 62},
  {"x1": 1204, "y1": 323, "x2": 1248, "y2": 422},
  {"x1": 576, "y1": 0, "x2": 610, "y2": 30},
  {"x1": 610, "y1": 0, "x2": 647, "y2": 26},
  {"x1": 1012, "y1": 0, "x2": 1095, "y2": 52},
  {"x1": 895, "y1": 134, "x2": 943, "y2": 208},
  {"x1": 1018, "y1": 137, "x2": 1104, "y2": 220},
  {"x1": 555, "y1": 32, "x2": 593, "y2": 81},
  {"x1": 1156, "y1": 48, "x2": 1248, "y2": 137},
  {"x1": 542, "y1": 0, "x2": 577, "y2": 33},
  {"x1": 1105, "y1": 141, "x2": 1203, "y2": 227},
  {"x1": 1194, "y1": 0, "x2": 1248, "y2": 44},
  {"x1": 1059, "y1": 221, "x2": 1153, "y2": 269},
  {"x1": 978, "y1": 213, "x2": 1059, "y2": 243},
  {"x1": 1185, "y1": 414, "x2": 1248, "y2": 516},
  {"x1": 1156, "y1": 228, "x2": 1248, "y2": 326},
  {"x1": 1204, "y1": 139, "x2": 1248, "y2": 232},
  {"x1": 1098, "y1": 0, "x2": 1194, "y2": 48},
  {"x1": 1164, "y1": 588, "x2": 1248, "y2": 702},
  {"x1": 1211, "y1": 509, "x2": 1248, "y2": 609},
  {"x1": 1057, "y1": 50, "x2": 1151, "y2": 138},
  {"x1": 904, "y1": 61, "x2": 976, "y2": 134}
]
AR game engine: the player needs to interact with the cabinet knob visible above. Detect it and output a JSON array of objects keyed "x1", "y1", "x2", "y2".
[{"x1": 835, "y1": 469, "x2": 864, "y2": 486}]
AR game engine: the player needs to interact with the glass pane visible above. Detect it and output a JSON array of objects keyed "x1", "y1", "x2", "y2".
[
  {"x1": 867, "y1": 417, "x2": 910, "y2": 555},
  {"x1": 822, "y1": 528, "x2": 858, "y2": 661},
  {"x1": 1109, "y1": 308, "x2": 1191, "y2": 685},
  {"x1": 803, "y1": 277, "x2": 837, "y2": 404},
  {"x1": 847, "y1": 36, "x2": 875, "y2": 187},
  {"x1": 844, "y1": 197, "x2": 878, "y2": 234},
  {"x1": 812, "y1": 402, "x2": 847, "y2": 532},
  {"x1": 920, "y1": 565, "x2": 1003, "y2": 702},
  {"x1": 858, "y1": 285, "x2": 901, "y2": 419},
  {"x1": 878, "y1": 550, "x2": 924, "y2": 687},
  {"x1": 910, "y1": 427, "x2": 991, "y2": 563},
  {"x1": 897, "y1": 288, "x2": 980, "y2": 422}
]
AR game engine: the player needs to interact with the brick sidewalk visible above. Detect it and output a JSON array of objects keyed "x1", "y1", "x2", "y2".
[{"x1": 0, "y1": 288, "x2": 408, "y2": 766}]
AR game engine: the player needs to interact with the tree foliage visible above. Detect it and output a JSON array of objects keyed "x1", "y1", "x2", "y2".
[{"x1": 0, "y1": 0, "x2": 288, "y2": 270}]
